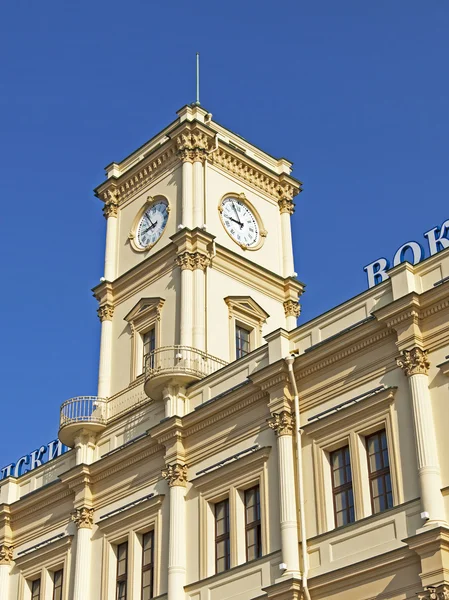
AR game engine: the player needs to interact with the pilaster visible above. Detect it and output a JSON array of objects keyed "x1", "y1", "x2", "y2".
[
  {"x1": 72, "y1": 506, "x2": 94, "y2": 600},
  {"x1": 397, "y1": 347, "x2": 446, "y2": 526}
]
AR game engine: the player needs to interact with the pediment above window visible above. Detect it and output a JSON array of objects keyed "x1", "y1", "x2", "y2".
[
  {"x1": 224, "y1": 296, "x2": 269, "y2": 326},
  {"x1": 124, "y1": 297, "x2": 165, "y2": 333}
]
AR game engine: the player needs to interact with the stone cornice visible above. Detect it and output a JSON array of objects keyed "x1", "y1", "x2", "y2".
[
  {"x1": 295, "y1": 322, "x2": 394, "y2": 380},
  {"x1": 95, "y1": 140, "x2": 179, "y2": 206},
  {"x1": 303, "y1": 386, "x2": 397, "y2": 438},
  {"x1": 8, "y1": 484, "x2": 72, "y2": 523},
  {"x1": 191, "y1": 446, "x2": 271, "y2": 491},
  {"x1": 210, "y1": 145, "x2": 301, "y2": 203},
  {"x1": 58, "y1": 464, "x2": 92, "y2": 492},
  {"x1": 14, "y1": 534, "x2": 73, "y2": 571},
  {"x1": 96, "y1": 494, "x2": 164, "y2": 536}
]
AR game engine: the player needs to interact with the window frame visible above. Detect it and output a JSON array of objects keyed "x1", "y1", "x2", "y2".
[
  {"x1": 366, "y1": 429, "x2": 393, "y2": 514},
  {"x1": 244, "y1": 485, "x2": 262, "y2": 562},
  {"x1": 304, "y1": 386, "x2": 401, "y2": 534},
  {"x1": 235, "y1": 324, "x2": 251, "y2": 360},
  {"x1": 192, "y1": 446, "x2": 271, "y2": 579},
  {"x1": 141, "y1": 530, "x2": 155, "y2": 600},
  {"x1": 329, "y1": 445, "x2": 355, "y2": 528},
  {"x1": 15, "y1": 535, "x2": 72, "y2": 600},
  {"x1": 116, "y1": 541, "x2": 128, "y2": 600},
  {"x1": 52, "y1": 569, "x2": 64, "y2": 600},
  {"x1": 224, "y1": 296, "x2": 269, "y2": 361},
  {"x1": 214, "y1": 498, "x2": 231, "y2": 573},
  {"x1": 124, "y1": 297, "x2": 165, "y2": 380},
  {"x1": 98, "y1": 494, "x2": 164, "y2": 600}
]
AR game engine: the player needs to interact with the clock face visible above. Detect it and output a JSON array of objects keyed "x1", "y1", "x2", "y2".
[
  {"x1": 136, "y1": 200, "x2": 169, "y2": 249},
  {"x1": 220, "y1": 197, "x2": 260, "y2": 248}
]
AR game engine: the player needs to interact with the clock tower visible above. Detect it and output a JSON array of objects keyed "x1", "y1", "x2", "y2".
[{"x1": 92, "y1": 104, "x2": 303, "y2": 418}]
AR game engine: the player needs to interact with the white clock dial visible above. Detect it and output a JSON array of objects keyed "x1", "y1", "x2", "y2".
[
  {"x1": 136, "y1": 200, "x2": 169, "y2": 249},
  {"x1": 220, "y1": 197, "x2": 260, "y2": 248}
]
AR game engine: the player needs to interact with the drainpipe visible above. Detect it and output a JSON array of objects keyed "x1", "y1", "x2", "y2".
[{"x1": 285, "y1": 354, "x2": 311, "y2": 600}]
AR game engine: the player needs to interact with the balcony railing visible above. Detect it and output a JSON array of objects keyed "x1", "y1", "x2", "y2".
[
  {"x1": 60, "y1": 396, "x2": 107, "y2": 428},
  {"x1": 145, "y1": 346, "x2": 227, "y2": 390}
]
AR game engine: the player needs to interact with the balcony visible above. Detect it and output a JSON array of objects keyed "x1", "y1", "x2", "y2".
[
  {"x1": 58, "y1": 396, "x2": 107, "y2": 447},
  {"x1": 144, "y1": 345, "x2": 228, "y2": 400}
]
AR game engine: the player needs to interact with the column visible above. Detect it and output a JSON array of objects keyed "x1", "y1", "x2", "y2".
[
  {"x1": 97, "y1": 303, "x2": 114, "y2": 399},
  {"x1": 0, "y1": 544, "x2": 13, "y2": 599},
  {"x1": 177, "y1": 254, "x2": 193, "y2": 347},
  {"x1": 283, "y1": 300, "x2": 300, "y2": 331},
  {"x1": 74, "y1": 431, "x2": 97, "y2": 466},
  {"x1": 72, "y1": 507, "x2": 94, "y2": 600},
  {"x1": 192, "y1": 155, "x2": 204, "y2": 228},
  {"x1": 181, "y1": 154, "x2": 193, "y2": 229},
  {"x1": 103, "y1": 194, "x2": 119, "y2": 281},
  {"x1": 268, "y1": 411, "x2": 300, "y2": 577},
  {"x1": 192, "y1": 253, "x2": 209, "y2": 351},
  {"x1": 278, "y1": 197, "x2": 295, "y2": 278},
  {"x1": 162, "y1": 463, "x2": 188, "y2": 600},
  {"x1": 397, "y1": 347, "x2": 446, "y2": 525}
]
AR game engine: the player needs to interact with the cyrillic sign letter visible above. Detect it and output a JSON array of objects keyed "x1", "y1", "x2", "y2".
[
  {"x1": 14, "y1": 455, "x2": 30, "y2": 477},
  {"x1": 424, "y1": 219, "x2": 449, "y2": 256},
  {"x1": 30, "y1": 446, "x2": 47, "y2": 471},
  {"x1": 364, "y1": 258, "x2": 390, "y2": 289},
  {"x1": 393, "y1": 241, "x2": 423, "y2": 267}
]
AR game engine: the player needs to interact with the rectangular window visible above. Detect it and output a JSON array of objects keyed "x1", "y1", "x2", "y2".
[
  {"x1": 143, "y1": 329, "x2": 156, "y2": 370},
  {"x1": 52, "y1": 570, "x2": 63, "y2": 600},
  {"x1": 31, "y1": 579, "x2": 41, "y2": 600},
  {"x1": 215, "y1": 499, "x2": 230, "y2": 573},
  {"x1": 366, "y1": 430, "x2": 393, "y2": 513},
  {"x1": 245, "y1": 486, "x2": 261, "y2": 561},
  {"x1": 236, "y1": 325, "x2": 250, "y2": 359},
  {"x1": 116, "y1": 542, "x2": 128, "y2": 600},
  {"x1": 141, "y1": 531, "x2": 154, "y2": 600},
  {"x1": 330, "y1": 446, "x2": 355, "y2": 527}
]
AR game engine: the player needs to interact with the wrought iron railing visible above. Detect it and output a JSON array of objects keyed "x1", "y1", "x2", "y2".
[
  {"x1": 59, "y1": 396, "x2": 107, "y2": 429},
  {"x1": 145, "y1": 346, "x2": 227, "y2": 382}
]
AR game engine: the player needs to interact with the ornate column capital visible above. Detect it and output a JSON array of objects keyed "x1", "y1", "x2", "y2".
[
  {"x1": 162, "y1": 463, "x2": 188, "y2": 487},
  {"x1": 102, "y1": 190, "x2": 119, "y2": 219},
  {"x1": 97, "y1": 303, "x2": 115, "y2": 321},
  {"x1": 71, "y1": 506, "x2": 94, "y2": 529},
  {"x1": 0, "y1": 543, "x2": 13, "y2": 565},
  {"x1": 397, "y1": 347, "x2": 430, "y2": 377},
  {"x1": 278, "y1": 198, "x2": 295, "y2": 215},
  {"x1": 417, "y1": 585, "x2": 449, "y2": 600},
  {"x1": 192, "y1": 252, "x2": 210, "y2": 270},
  {"x1": 176, "y1": 252, "x2": 210, "y2": 271},
  {"x1": 268, "y1": 411, "x2": 295, "y2": 436},
  {"x1": 284, "y1": 299, "x2": 300, "y2": 318},
  {"x1": 176, "y1": 252, "x2": 195, "y2": 271}
]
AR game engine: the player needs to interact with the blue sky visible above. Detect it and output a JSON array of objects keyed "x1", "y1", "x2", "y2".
[{"x1": 0, "y1": 0, "x2": 448, "y2": 468}]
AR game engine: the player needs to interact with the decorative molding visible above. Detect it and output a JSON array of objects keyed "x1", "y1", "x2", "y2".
[
  {"x1": 97, "y1": 303, "x2": 115, "y2": 321},
  {"x1": 268, "y1": 411, "x2": 295, "y2": 436},
  {"x1": 397, "y1": 347, "x2": 430, "y2": 377},
  {"x1": 0, "y1": 543, "x2": 13, "y2": 565},
  {"x1": 298, "y1": 329, "x2": 393, "y2": 379},
  {"x1": 284, "y1": 299, "x2": 301, "y2": 318},
  {"x1": 97, "y1": 144, "x2": 178, "y2": 205},
  {"x1": 210, "y1": 147, "x2": 301, "y2": 202},
  {"x1": 417, "y1": 586, "x2": 449, "y2": 600},
  {"x1": 71, "y1": 506, "x2": 94, "y2": 529},
  {"x1": 162, "y1": 463, "x2": 188, "y2": 487}
]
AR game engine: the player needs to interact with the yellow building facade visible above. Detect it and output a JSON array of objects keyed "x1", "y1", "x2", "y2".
[{"x1": 1, "y1": 104, "x2": 449, "y2": 600}]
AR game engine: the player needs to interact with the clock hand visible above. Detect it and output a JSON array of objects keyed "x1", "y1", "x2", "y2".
[
  {"x1": 231, "y1": 202, "x2": 243, "y2": 225},
  {"x1": 229, "y1": 217, "x2": 244, "y2": 228}
]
